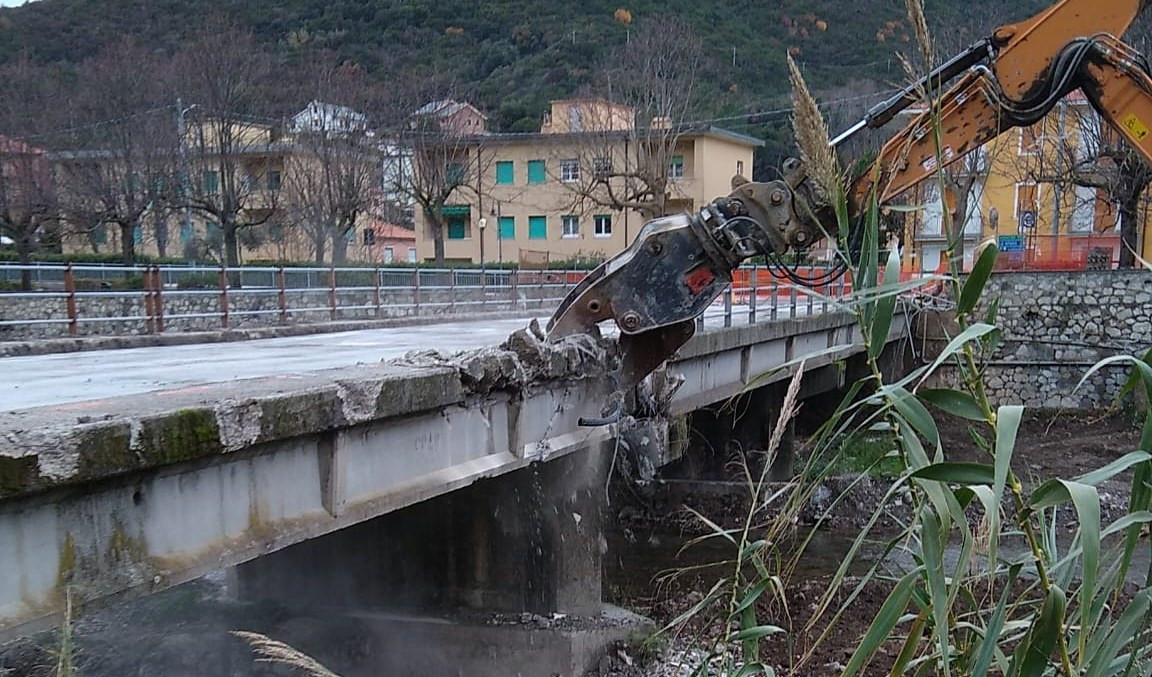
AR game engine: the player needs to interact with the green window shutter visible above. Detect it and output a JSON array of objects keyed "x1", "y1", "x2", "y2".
[
  {"x1": 179, "y1": 223, "x2": 193, "y2": 244},
  {"x1": 93, "y1": 226, "x2": 108, "y2": 245},
  {"x1": 498, "y1": 216, "x2": 515, "y2": 240},
  {"x1": 447, "y1": 217, "x2": 467, "y2": 240},
  {"x1": 527, "y1": 160, "x2": 546, "y2": 184},
  {"x1": 442, "y1": 204, "x2": 471, "y2": 217},
  {"x1": 528, "y1": 216, "x2": 547, "y2": 239},
  {"x1": 496, "y1": 161, "x2": 514, "y2": 185}
]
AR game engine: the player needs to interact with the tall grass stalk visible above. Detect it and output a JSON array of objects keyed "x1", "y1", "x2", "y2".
[{"x1": 664, "y1": 1, "x2": 1152, "y2": 673}]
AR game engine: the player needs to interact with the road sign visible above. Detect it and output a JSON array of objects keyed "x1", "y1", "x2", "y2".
[
  {"x1": 998, "y1": 235, "x2": 1025, "y2": 252},
  {"x1": 1019, "y1": 210, "x2": 1038, "y2": 229}
]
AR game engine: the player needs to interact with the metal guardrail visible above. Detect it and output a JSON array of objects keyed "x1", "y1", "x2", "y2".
[{"x1": 0, "y1": 263, "x2": 861, "y2": 337}]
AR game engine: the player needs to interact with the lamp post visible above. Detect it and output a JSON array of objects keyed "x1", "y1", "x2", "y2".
[
  {"x1": 478, "y1": 217, "x2": 487, "y2": 278},
  {"x1": 492, "y1": 201, "x2": 503, "y2": 265}
]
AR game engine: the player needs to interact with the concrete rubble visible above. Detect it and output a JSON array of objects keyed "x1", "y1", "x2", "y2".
[{"x1": 0, "y1": 319, "x2": 619, "y2": 501}]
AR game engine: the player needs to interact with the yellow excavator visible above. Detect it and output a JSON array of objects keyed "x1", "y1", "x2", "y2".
[{"x1": 546, "y1": 0, "x2": 1152, "y2": 409}]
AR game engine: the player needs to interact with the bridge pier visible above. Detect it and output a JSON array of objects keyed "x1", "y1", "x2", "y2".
[{"x1": 231, "y1": 444, "x2": 642, "y2": 676}]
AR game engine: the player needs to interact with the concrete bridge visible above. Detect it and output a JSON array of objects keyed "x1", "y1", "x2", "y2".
[{"x1": 0, "y1": 309, "x2": 910, "y2": 674}]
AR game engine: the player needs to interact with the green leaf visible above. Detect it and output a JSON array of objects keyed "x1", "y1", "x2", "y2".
[
  {"x1": 731, "y1": 625, "x2": 787, "y2": 641},
  {"x1": 868, "y1": 246, "x2": 901, "y2": 359},
  {"x1": 735, "y1": 579, "x2": 772, "y2": 614},
  {"x1": 984, "y1": 294, "x2": 1001, "y2": 326},
  {"x1": 970, "y1": 563, "x2": 1023, "y2": 676},
  {"x1": 841, "y1": 567, "x2": 922, "y2": 677},
  {"x1": 921, "y1": 505, "x2": 953, "y2": 677},
  {"x1": 1075, "y1": 451, "x2": 1152, "y2": 487},
  {"x1": 918, "y1": 388, "x2": 987, "y2": 421},
  {"x1": 958, "y1": 243, "x2": 998, "y2": 315},
  {"x1": 1012, "y1": 585, "x2": 1067, "y2": 677},
  {"x1": 911, "y1": 462, "x2": 995, "y2": 485},
  {"x1": 917, "y1": 323, "x2": 997, "y2": 385},
  {"x1": 889, "y1": 386, "x2": 941, "y2": 450},
  {"x1": 994, "y1": 406, "x2": 1024, "y2": 504},
  {"x1": 1084, "y1": 589, "x2": 1152, "y2": 677}
]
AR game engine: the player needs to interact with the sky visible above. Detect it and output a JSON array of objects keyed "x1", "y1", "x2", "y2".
[{"x1": 0, "y1": 0, "x2": 35, "y2": 6}]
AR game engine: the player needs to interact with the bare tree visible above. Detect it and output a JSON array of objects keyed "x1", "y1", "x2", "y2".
[
  {"x1": 557, "y1": 17, "x2": 702, "y2": 221},
  {"x1": 54, "y1": 39, "x2": 178, "y2": 264},
  {"x1": 0, "y1": 137, "x2": 55, "y2": 290},
  {"x1": 387, "y1": 81, "x2": 491, "y2": 265},
  {"x1": 283, "y1": 59, "x2": 381, "y2": 264},
  {"x1": 176, "y1": 22, "x2": 279, "y2": 271},
  {"x1": 0, "y1": 57, "x2": 60, "y2": 290}
]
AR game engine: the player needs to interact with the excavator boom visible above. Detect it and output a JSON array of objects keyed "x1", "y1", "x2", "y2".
[{"x1": 547, "y1": 0, "x2": 1152, "y2": 415}]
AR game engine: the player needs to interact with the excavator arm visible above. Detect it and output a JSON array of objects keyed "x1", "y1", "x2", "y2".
[{"x1": 547, "y1": 0, "x2": 1152, "y2": 407}]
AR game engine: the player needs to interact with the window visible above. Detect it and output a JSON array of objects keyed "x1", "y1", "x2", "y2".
[
  {"x1": 268, "y1": 170, "x2": 282, "y2": 191},
  {"x1": 529, "y1": 215, "x2": 547, "y2": 240},
  {"x1": 1015, "y1": 182, "x2": 1039, "y2": 227},
  {"x1": 132, "y1": 225, "x2": 143, "y2": 245},
  {"x1": 669, "y1": 155, "x2": 685, "y2": 179},
  {"x1": 568, "y1": 105, "x2": 582, "y2": 132},
  {"x1": 345, "y1": 228, "x2": 356, "y2": 243},
  {"x1": 179, "y1": 223, "x2": 193, "y2": 244},
  {"x1": 527, "y1": 160, "x2": 546, "y2": 184},
  {"x1": 445, "y1": 162, "x2": 466, "y2": 185},
  {"x1": 560, "y1": 159, "x2": 580, "y2": 182},
  {"x1": 383, "y1": 247, "x2": 394, "y2": 263},
  {"x1": 736, "y1": 160, "x2": 745, "y2": 176},
  {"x1": 498, "y1": 215, "x2": 515, "y2": 240},
  {"x1": 202, "y1": 170, "x2": 219, "y2": 195},
  {"x1": 1019, "y1": 126, "x2": 1041, "y2": 155},
  {"x1": 407, "y1": 247, "x2": 417, "y2": 263},
  {"x1": 593, "y1": 156, "x2": 613, "y2": 178},
  {"x1": 594, "y1": 214, "x2": 612, "y2": 238},
  {"x1": 363, "y1": 228, "x2": 377, "y2": 245},
  {"x1": 562, "y1": 215, "x2": 580, "y2": 239},
  {"x1": 93, "y1": 225, "x2": 108, "y2": 245},
  {"x1": 125, "y1": 172, "x2": 141, "y2": 194},
  {"x1": 496, "y1": 161, "x2": 514, "y2": 185},
  {"x1": 447, "y1": 217, "x2": 468, "y2": 240}
]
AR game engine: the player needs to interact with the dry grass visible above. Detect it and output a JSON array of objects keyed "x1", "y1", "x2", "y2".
[
  {"x1": 786, "y1": 54, "x2": 839, "y2": 199},
  {"x1": 231, "y1": 631, "x2": 342, "y2": 677},
  {"x1": 905, "y1": 0, "x2": 934, "y2": 70}
]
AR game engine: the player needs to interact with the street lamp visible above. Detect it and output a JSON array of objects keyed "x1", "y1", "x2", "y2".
[
  {"x1": 491, "y1": 201, "x2": 503, "y2": 265},
  {"x1": 477, "y1": 217, "x2": 487, "y2": 277}
]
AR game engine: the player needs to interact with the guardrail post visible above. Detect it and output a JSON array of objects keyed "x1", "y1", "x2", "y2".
[
  {"x1": 64, "y1": 263, "x2": 78, "y2": 337},
  {"x1": 770, "y1": 274, "x2": 778, "y2": 321},
  {"x1": 373, "y1": 267, "x2": 382, "y2": 319},
  {"x1": 153, "y1": 266, "x2": 165, "y2": 333},
  {"x1": 510, "y1": 269, "x2": 518, "y2": 306},
  {"x1": 143, "y1": 266, "x2": 156, "y2": 334},
  {"x1": 328, "y1": 266, "x2": 337, "y2": 321},
  {"x1": 413, "y1": 268, "x2": 421, "y2": 314},
  {"x1": 807, "y1": 265, "x2": 815, "y2": 316},
  {"x1": 749, "y1": 264, "x2": 758, "y2": 324},
  {"x1": 723, "y1": 286, "x2": 733, "y2": 328},
  {"x1": 278, "y1": 267, "x2": 287, "y2": 324},
  {"x1": 449, "y1": 269, "x2": 457, "y2": 312},
  {"x1": 218, "y1": 266, "x2": 229, "y2": 329}
]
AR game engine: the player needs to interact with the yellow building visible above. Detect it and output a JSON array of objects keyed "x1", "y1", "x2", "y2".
[
  {"x1": 57, "y1": 116, "x2": 394, "y2": 265},
  {"x1": 903, "y1": 90, "x2": 1126, "y2": 274},
  {"x1": 413, "y1": 99, "x2": 761, "y2": 265}
]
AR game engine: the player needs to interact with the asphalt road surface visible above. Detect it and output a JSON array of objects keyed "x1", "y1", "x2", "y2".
[{"x1": 0, "y1": 301, "x2": 822, "y2": 412}]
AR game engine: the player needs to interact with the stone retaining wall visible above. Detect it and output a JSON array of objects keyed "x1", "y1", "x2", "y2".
[
  {"x1": 924, "y1": 270, "x2": 1152, "y2": 408},
  {"x1": 0, "y1": 286, "x2": 563, "y2": 339}
]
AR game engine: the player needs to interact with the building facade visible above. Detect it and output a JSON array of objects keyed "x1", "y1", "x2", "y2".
[
  {"x1": 901, "y1": 90, "x2": 1131, "y2": 273},
  {"x1": 412, "y1": 100, "x2": 761, "y2": 265}
]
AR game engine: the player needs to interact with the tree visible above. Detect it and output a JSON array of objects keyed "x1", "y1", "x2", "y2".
[
  {"x1": 0, "y1": 57, "x2": 60, "y2": 290},
  {"x1": 176, "y1": 22, "x2": 279, "y2": 271},
  {"x1": 387, "y1": 81, "x2": 491, "y2": 265},
  {"x1": 55, "y1": 38, "x2": 178, "y2": 264},
  {"x1": 556, "y1": 16, "x2": 701, "y2": 221},
  {"x1": 283, "y1": 59, "x2": 382, "y2": 264}
]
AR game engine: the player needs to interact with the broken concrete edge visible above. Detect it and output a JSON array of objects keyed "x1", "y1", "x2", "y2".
[
  {"x1": 0, "y1": 321, "x2": 616, "y2": 501},
  {"x1": 0, "y1": 309, "x2": 548, "y2": 358}
]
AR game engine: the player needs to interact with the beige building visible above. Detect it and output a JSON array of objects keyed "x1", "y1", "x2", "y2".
[{"x1": 414, "y1": 100, "x2": 761, "y2": 265}]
